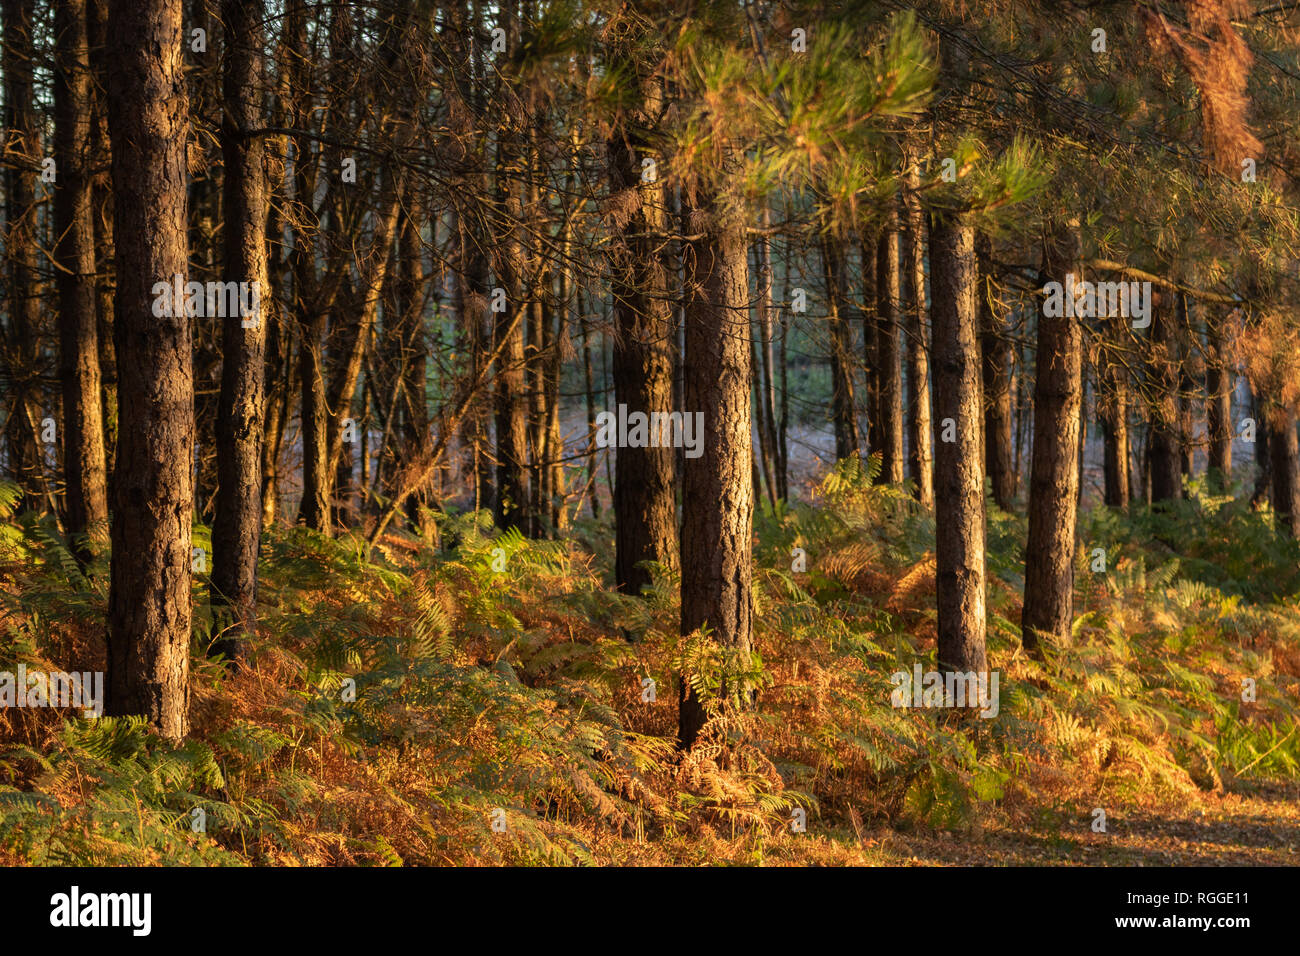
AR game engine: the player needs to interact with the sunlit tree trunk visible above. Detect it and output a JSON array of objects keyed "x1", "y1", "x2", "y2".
[
  {"x1": 105, "y1": 0, "x2": 192, "y2": 740},
  {"x1": 931, "y1": 216, "x2": 987, "y2": 679},
  {"x1": 875, "y1": 213, "x2": 905, "y2": 483},
  {"x1": 210, "y1": 0, "x2": 268, "y2": 664},
  {"x1": 678, "y1": 172, "x2": 752, "y2": 750},
  {"x1": 55, "y1": 0, "x2": 110, "y2": 558}
]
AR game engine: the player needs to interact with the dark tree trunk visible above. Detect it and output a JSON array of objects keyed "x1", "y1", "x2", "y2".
[
  {"x1": 88, "y1": 0, "x2": 118, "y2": 485},
  {"x1": 545, "y1": 267, "x2": 565, "y2": 532},
  {"x1": 492, "y1": 173, "x2": 529, "y2": 532},
  {"x1": 977, "y1": 233, "x2": 1013, "y2": 511},
  {"x1": 1022, "y1": 225, "x2": 1082, "y2": 656},
  {"x1": 875, "y1": 214, "x2": 905, "y2": 483},
  {"x1": 1148, "y1": 290, "x2": 1183, "y2": 505},
  {"x1": 210, "y1": 0, "x2": 268, "y2": 665},
  {"x1": 930, "y1": 216, "x2": 987, "y2": 679},
  {"x1": 397, "y1": 209, "x2": 429, "y2": 529},
  {"x1": 3, "y1": 0, "x2": 44, "y2": 507},
  {"x1": 579, "y1": 297, "x2": 600, "y2": 518},
  {"x1": 1248, "y1": 382, "x2": 1270, "y2": 506},
  {"x1": 903, "y1": 185, "x2": 933, "y2": 507},
  {"x1": 822, "y1": 237, "x2": 861, "y2": 461},
  {"x1": 105, "y1": 0, "x2": 192, "y2": 740},
  {"x1": 55, "y1": 0, "x2": 110, "y2": 558},
  {"x1": 297, "y1": 312, "x2": 331, "y2": 532},
  {"x1": 455, "y1": 198, "x2": 493, "y2": 514},
  {"x1": 608, "y1": 101, "x2": 677, "y2": 593},
  {"x1": 753, "y1": 204, "x2": 780, "y2": 506},
  {"x1": 1100, "y1": 311, "x2": 1131, "y2": 508},
  {"x1": 678, "y1": 177, "x2": 752, "y2": 751},
  {"x1": 285, "y1": 0, "x2": 329, "y2": 534},
  {"x1": 1205, "y1": 310, "x2": 1233, "y2": 489},
  {"x1": 861, "y1": 233, "x2": 881, "y2": 459},
  {"x1": 184, "y1": 0, "x2": 219, "y2": 526},
  {"x1": 1177, "y1": 294, "x2": 1196, "y2": 480},
  {"x1": 525, "y1": 141, "x2": 547, "y2": 537},
  {"x1": 260, "y1": 179, "x2": 290, "y2": 527},
  {"x1": 1269, "y1": 409, "x2": 1300, "y2": 538}
]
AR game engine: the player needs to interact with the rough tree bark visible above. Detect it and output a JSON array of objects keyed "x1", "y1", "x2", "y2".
[
  {"x1": 1205, "y1": 309, "x2": 1234, "y2": 489},
  {"x1": 1021, "y1": 225, "x2": 1082, "y2": 657},
  {"x1": 210, "y1": 0, "x2": 268, "y2": 664},
  {"x1": 285, "y1": 0, "x2": 330, "y2": 534},
  {"x1": 492, "y1": 138, "x2": 529, "y2": 533},
  {"x1": 105, "y1": 0, "x2": 192, "y2": 739},
  {"x1": 54, "y1": 0, "x2": 109, "y2": 558},
  {"x1": 1269, "y1": 408, "x2": 1300, "y2": 538},
  {"x1": 3, "y1": 0, "x2": 44, "y2": 506},
  {"x1": 903, "y1": 180, "x2": 933, "y2": 507},
  {"x1": 678, "y1": 174, "x2": 752, "y2": 751},
  {"x1": 822, "y1": 237, "x2": 861, "y2": 462},
  {"x1": 930, "y1": 216, "x2": 987, "y2": 680},
  {"x1": 88, "y1": 0, "x2": 118, "y2": 485},
  {"x1": 861, "y1": 232, "x2": 881, "y2": 459},
  {"x1": 977, "y1": 233, "x2": 1014, "y2": 511},
  {"x1": 1148, "y1": 290, "x2": 1184, "y2": 505},
  {"x1": 875, "y1": 212, "x2": 905, "y2": 483},
  {"x1": 608, "y1": 74, "x2": 677, "y2": 595}
]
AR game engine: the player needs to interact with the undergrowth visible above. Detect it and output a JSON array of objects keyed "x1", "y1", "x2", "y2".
[{"x1": 1, "y1": 463, "x2": 1298, "y2": 866}]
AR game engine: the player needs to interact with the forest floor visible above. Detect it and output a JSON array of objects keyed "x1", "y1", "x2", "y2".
[
  {"x1": 864, "y1": 782, "x2": 1300, "y2": 866},
  {"x1": 2, "y1": 457, "x2": 1300, "y2": 867}
]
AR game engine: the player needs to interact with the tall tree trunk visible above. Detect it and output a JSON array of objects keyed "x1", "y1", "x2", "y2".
[
  {"x1": 1021, "y1": 225, "x2": 1082, "y2": 657},
  {"x1": 678, "y1": 175, "x2": 752, "y2": 750},
  {"x1": 105, "y1": 0, "x2": 192, "y2": 740},
  {"x1": 1177, "y1": 294, "x2": 1196, "y2": 480},
  {"x1": 875, "y1": 213, "x2": 905, "y2": 483},
  {"x1": 1250, "y1": 383, "x2": 1271, "y2": 506},
  {"x1": 455, "y1": 198, "x2": 493, "y2": 514},
  {"x1": 525, "y1": 131, "x2": 547, "y2": 537},
  {"x1": 186, "y1": 0, "x2": 219, "y2": 525},
  {"x1": 861, "y1": 232, "x2": 881, "y2": 459},
  {"x1": 608, "y1": 81, "x2": 677, "y2": 596},
  {"x1": 1205, "y1": 309, "x2": 1233, "y2": 489},
  {"x1": 88, "y1": 0, "x2": 118, "y2": 485},
  {"x1": 397, "y1": 209, "x2": 429, "y2": 529},
  {"x1": 2, "y1": 0, "x2": 44, "y2": 507},
  {"x1": 55, "y1": 0, "x2": 110, "y2": 558},
  {"x1": 259, "y1": 215, "x2": 290, "y2": 528},
  {"x1": 285, "y1": 0, "x2": 329, "y2": 534},
  {"x1": 822, "y1": 237, "x2": 861, "y2": 461},
  {"x1": 210, "y1": 0, "x2": 268, "y2": 664},
  {"x1": 1148, "y1": 290, "x2": 1183, "y2": 504},
  {"x1": 754, "y1": 203, "x2": 780, "y2": 506},
  {"x1": 525, "y1": 297, "x2": 548, "y2": 536},
  {"x1": 930, "y1": 216, "x2": 987, "y2": 680},
  {"x1": 1099, "y1": 310, "x2": 1131, "y2": 508},
  {"x1": 1269, "y1": 408, "x2": 1300, "y2": 538},
  {"x1": 1013, "y1": 330, "x2": 1027, "y2": 495},
  {"x1": 448, "y1": 0, "x2": 492, "y2": 516},
  {"x1": 579, "y1": 295, "x2": 600, "y2": 518},
  {"x1": 977, "y1": 234, "x2": 1013, "y2": 511},
  {"x1": 903, "y1": 184, "x2": 933, "y2": 507},
  {"x1": 545, "y1": 279, "x2": 565, "y2": 532},
  {"x1": 297, "y1": 312, "x2": 331, "y2": 532},
  {"x1": 492, "y1": 156, "x2": 529, "y2": 532}
]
